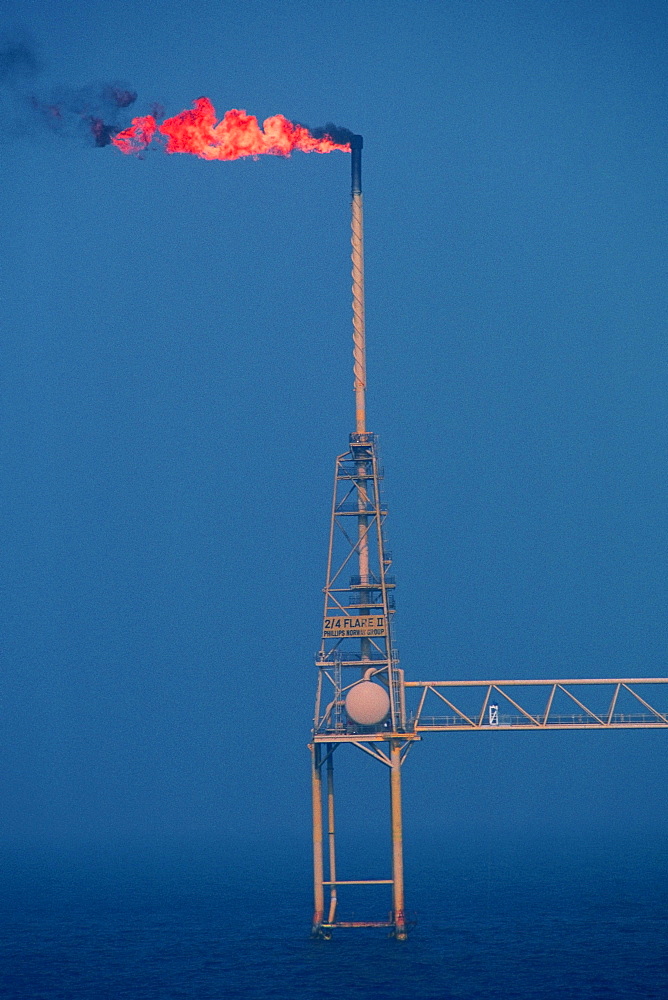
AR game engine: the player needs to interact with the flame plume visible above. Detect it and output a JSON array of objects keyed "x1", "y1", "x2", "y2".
[{"x1": 112, "y1": 97, "x2": 351, "y2": 159}]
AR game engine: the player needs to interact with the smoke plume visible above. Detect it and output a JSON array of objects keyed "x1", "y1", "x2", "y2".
[
  {"x1": 0, "y1": 37, "x2": 41, "y2": 84},
  {"x1": 308, "y1": 123, "x2": 355, "y2": 145},
  {"x1": 1, "y1": 38, "x2": 352, "y2": 159},
  {"x1": 0, "y1": 35, "x2": 140, "y2": 146}
]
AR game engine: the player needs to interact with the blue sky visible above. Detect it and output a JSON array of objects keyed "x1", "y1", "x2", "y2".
[{"x1": 1, "y1": 0, "x2": 666, "y2": 854}]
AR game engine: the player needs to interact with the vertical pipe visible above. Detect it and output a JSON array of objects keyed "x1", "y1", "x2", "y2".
[
  {"x1": 326, "y1": 747, "x2": 338, "y2": 924},
  {"x1": 351, "y1": 136, "x2": 371, "y2": 665},
  {"x1": 351, "y1": 135, "x2": 366, "y2": 435},
  {"x1": 389, "y1": 740, "x2": 408, "y2": 940},
  {"x1": 357, "y1": 486, "x2": 371, "y2": 671},
  {"x1": 311, "y1": 744, "x2": 325, "y2": 936}
]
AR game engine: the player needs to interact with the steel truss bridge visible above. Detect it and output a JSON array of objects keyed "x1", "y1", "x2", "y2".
[
  {"x1": 407, "y1": 678, "x2": 668, "y2": 731},
  {"x1": 308, "y1": 137, "x2": 667, "y2": 942},
  {"x1": 311, "y1": 661, "x2": 668, "y2": 940}
]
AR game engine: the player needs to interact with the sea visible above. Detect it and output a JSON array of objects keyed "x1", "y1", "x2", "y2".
[{"x1": 1, "y1": 831, "x2": 666, "y2": 1000}]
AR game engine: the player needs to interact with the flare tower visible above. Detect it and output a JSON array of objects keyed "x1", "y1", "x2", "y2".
[{"x1": 307, "y1": 136, "x2": 668, "y2": 942}]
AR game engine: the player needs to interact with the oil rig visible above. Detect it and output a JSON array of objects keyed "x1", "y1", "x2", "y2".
[{"x1": 308, "y1": 137, "x2": 668, "y2": 940}]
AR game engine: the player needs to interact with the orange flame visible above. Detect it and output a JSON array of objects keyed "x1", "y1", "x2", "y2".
[{"x1": 112, "y1": 98, "x2": 350, "y2": 159}]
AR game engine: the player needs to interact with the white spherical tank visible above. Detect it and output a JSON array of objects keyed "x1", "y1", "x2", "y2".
[{"x1": 345, "y1": 681, "x2": 390, "y2": 726}]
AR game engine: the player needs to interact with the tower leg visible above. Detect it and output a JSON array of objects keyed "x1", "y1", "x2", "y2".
[
  {"x1": 326, "y1": 746, "x2": 338, "y2": 925},
  {"x1": 311, "y1": 744, "x2": 326, "y2": 937},
  {"x1": 389, "y1": 740, "x2": 407, "y2": 940}
]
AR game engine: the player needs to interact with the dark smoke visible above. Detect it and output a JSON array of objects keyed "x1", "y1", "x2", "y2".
[
  {"x1": 309, "y1": 122, "x2": 355, "y2": 145},
  {"x1": 46, "y1": 81, "x2": 136, "y2": 119},
  {"x1": 0, "y1": 38, "x2": 40, "y2": 84},
  {"x1": 89, "y1": 117, "x2": 119, "y2": 147},
  {"x1": 38, "y1": 82, "x2": 138, "y2": 145},
  {"x1": 0, "y1": 36, "x2": 41, "y2": 137},
  {"x1": 103, "y1": 84, "x2": 137, "y2": 109},
  {"x1": 0, "y1": 34, "x2": 142, "y2": 147}
]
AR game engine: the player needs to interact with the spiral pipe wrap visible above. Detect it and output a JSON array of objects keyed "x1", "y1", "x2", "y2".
[{"x1": 351, "y1": 192, "x2": 366, "y2": 432}]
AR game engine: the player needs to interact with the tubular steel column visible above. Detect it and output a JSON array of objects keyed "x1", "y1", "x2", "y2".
[
  {"x1": 311, "y1": 743, "x2": 325, "y2": 937},
  {"x1": 389, "y1": 740, "x2": 407, "y2": 940},
  {"x1": 326, "y1": 748, "x2": 338, "y2": 925},
  {"x1": 351, "y1": 135, "x2": 372, "y2": 666},
  {"x1": 351, "y1": 135, "x2": 366, "y2": 436}
]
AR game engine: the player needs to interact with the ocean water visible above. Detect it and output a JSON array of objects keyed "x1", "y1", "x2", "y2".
[{"x1": 1, "y1": 834, "x2": 666, "y2": 1000}]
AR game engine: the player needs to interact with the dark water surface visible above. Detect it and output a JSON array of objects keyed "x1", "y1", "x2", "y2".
[{"x1": 1, "y1": 834, "x2": 666, "y2": 999}]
